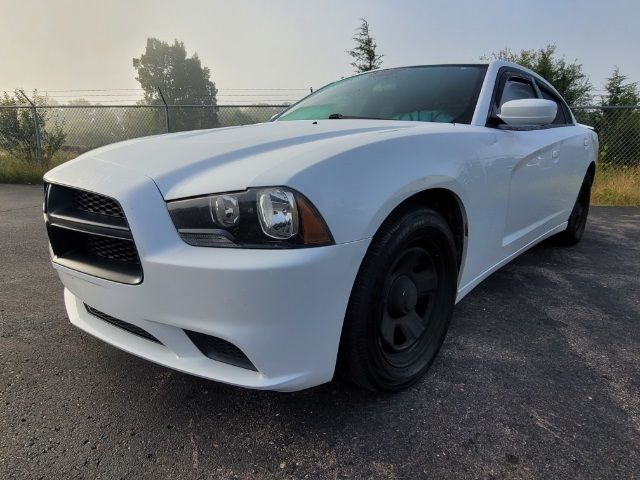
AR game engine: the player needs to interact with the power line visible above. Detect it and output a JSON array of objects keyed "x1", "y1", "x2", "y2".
[
  {"x1": 22, "y1": 99, "x2": 294, "y2": 104},
  {"x1": 2, "y1": 87, "x2": 308, "y2": 93},
  {"x1": 225, "y1": 87, "x2": 309, "y2": 90},
  {"x1": 45, "y1": 94, "x2": 145, "y2": 98},
  {"x1": 44, "y1": 94, "x2": 301, "y2": 98},
  {"x1": 42, "y1": 88, "x2": 144, "y2": 92}
]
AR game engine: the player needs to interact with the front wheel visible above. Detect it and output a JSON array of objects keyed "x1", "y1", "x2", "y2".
[{"x1": 338, "y1": 207, "x2": 458, "y2": 392}]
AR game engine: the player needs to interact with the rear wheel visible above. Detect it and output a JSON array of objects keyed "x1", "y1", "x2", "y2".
[
  {"x1": 338, "y1": 207, "x2": 458, "y2": 392},
  {"x1": 556, "y1": 172, "x2": 593, "y2": 246}
]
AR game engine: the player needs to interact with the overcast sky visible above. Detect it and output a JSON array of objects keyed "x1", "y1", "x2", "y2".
[{"x1": 1, "y1": 0, "x2": 637, "y2": 104}]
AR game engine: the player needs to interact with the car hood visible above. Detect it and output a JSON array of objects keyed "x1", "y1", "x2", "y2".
[{"x1": 51, "y1": 120, "x2": 457, "y2": 200}]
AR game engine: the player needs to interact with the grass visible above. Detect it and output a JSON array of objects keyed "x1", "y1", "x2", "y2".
[
  {"x1": 0, "y1": 151, "x2": 77, "y2": 184},
  {"x1": 592, "y1": 164, "x2": 640, "y2": 207},
  {"x1": 2, "y1": 150, "x2": 639, "y2": 206}
]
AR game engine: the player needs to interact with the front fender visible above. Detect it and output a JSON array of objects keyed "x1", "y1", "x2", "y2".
[{"x1": 277, "y1": 130, "x2": 488, "y2": 245}]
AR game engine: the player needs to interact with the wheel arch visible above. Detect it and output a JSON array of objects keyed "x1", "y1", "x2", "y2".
[
  {"x1": 337, "y1": 186, "x2": 466, "y2": 389},
  {"x1": 378, "y1": 187, "x2": 468, "y2": 272},
  {"x1": 587, "y1": 161, "x2": 596, "y2": 181}
]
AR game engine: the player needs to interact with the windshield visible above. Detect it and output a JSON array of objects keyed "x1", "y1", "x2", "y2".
[{"x1": 277, "y1": 65, "x2": 487, "y2": 124}]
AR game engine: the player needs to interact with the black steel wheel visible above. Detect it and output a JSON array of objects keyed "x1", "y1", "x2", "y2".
[
  {"x1": 380, "y1": 246, "x2": 440, "y2": 368},
  {"x1": 338, "y1": 207, "x2": 458, "y2": 392}
]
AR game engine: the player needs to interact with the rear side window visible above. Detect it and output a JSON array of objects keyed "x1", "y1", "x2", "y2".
[
  {"x1": 539, "y1": 87, "x2": 568, "y2": 124},
  {"x1": 499, "y1": 78, "x2": 536, "y2": 107}
]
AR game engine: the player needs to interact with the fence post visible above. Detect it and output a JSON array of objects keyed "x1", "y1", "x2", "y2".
[
  {"x1": 157, "y1": 87, "x2": 170, "y2": 133},
  {"x1": 19, "y1": 90, "x2": 43, "y2": 165}
]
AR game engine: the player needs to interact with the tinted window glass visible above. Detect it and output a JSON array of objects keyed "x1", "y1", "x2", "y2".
[
  {"x1": 277, "y1": 65, "x2": 487, "y2": 124},
  {"x1": 500, "y1": 78, "x2": 536, "y2": 107},
  {"x1": 540, "y1": 87, "x2": 567, "y2": 124}
]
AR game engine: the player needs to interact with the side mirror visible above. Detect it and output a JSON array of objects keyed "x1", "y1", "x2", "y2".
[{"x1": 497, "y1": 99, "x2": 557, "y2": 127}]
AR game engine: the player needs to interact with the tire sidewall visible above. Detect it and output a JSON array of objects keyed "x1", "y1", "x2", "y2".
[
  {"x1": 340, "y1": 207, "x2": 458, "y2": 391},
  {"x1": 567, "y1": 173, "x2": 593, "y2": 242}
]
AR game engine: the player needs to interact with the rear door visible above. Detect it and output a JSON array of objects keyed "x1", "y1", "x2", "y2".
[{"x1": 535, "y1": 79, "x2": 590, "y2": 217}]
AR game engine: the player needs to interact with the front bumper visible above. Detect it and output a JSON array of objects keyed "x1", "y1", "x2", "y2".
[{"x1": 46, "y1": 158, "x2": 370, "y2": 391}]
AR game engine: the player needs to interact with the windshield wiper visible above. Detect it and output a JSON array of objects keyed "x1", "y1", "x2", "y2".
[{"x1": 327, "y1": 113, "x2": 383, "y2": 120}]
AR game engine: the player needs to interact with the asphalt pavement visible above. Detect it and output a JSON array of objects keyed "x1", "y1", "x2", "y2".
[{"x1": 1, "y1": 184, "x2": 638, "y2": 479}]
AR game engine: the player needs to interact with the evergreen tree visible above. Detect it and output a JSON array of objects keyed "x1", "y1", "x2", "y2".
[
  {"x1": 601, "y1": 67, "x2": 639, "y2": 106},
  {"x1": 347, "y1": 19, "x2": 384, "y2": 73}
]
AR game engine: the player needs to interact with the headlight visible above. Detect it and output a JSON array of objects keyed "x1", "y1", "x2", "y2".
[
  {"x1": 211, "y1": 194, "x2": 240, "y2": 227},
  {"x1": 167, "y1": 187, "x2": 333, "y2": 248},
  {"x1": 257, "y1": 188, "x2": 298, "y2": 239}
]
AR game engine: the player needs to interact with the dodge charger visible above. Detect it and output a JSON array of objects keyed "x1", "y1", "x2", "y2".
[{"x1": 43, "y1": 61, "x2": 598, "y2": 391}]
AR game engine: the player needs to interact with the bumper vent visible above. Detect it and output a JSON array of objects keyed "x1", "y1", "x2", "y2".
[
  {"x1": 44, "y1": 184, "x2": 143, "y2": 284},
  {"x1": 73, "y1": 190, "x2": 125, "y2": 218},
  {"x1": 85, "y1": 304, "x2": 161, "y2": 344},
  {"x1": 85, "y1": 235, "x2": 140, "y2": 263},
  {"x1": 185, "y1": 330, "x2": 257, "y2": 371}
]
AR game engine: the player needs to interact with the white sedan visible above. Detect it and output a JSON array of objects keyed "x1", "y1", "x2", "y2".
[{"x1": 44, "y1": 61, "x2": 598, "y2": 392}]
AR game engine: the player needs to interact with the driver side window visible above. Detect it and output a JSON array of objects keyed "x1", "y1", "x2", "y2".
[
  {"x1": 499, "y1": 77, "x2": 536, "y2": 108},
  {"x1": 538, "y1": 86, "x2": 568, "y2": 124}
]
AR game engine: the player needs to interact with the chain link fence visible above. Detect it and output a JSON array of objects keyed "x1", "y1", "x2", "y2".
[
  {"x1": 1, "y1": 103, "x2": 639, "y2": 168},
  {"x1": 0, "y1": 104, "x2": 288, "y2": 165},
  {"x1": 572, "y1": 106, "x2": 640, "y2": 167}
]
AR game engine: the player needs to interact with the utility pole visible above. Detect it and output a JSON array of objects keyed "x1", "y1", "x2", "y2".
[
  {"x1": 157, "y1": 87, "x2": 170, "y2": 133},
  {"x1": 19, "y1": 90, "x2": 43, "y2": 165}
]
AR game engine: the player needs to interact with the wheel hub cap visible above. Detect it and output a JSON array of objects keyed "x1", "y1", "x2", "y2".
[{"x1": 388, "y1": 276, "x2": 418, "y2": 317}]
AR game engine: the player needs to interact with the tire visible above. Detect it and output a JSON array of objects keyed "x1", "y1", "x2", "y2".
[
  {"x1": 555, "y1": 171, "x2": 593, "y2": 246},
  {"x1": 338, "y1": 207, "x2": 458, "y2": 392}
]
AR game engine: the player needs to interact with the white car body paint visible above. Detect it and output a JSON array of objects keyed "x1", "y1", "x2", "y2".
[{"x1": 44, "y1": 61, "x2": 598, "y2": 391}]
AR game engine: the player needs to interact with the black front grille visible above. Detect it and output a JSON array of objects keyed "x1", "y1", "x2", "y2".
[
  {"x1": 185, "y1": 330, "x2": 257, "y2": 371},
  {"x1": 45, "y1": 184, "x2": 143, "y2": 284},
  {"x1": 73, "y1": 190, "x2": 124, "y2": 218},
  {"x1": 85, "y1": 305, "x2": 161, "y2": 344}
]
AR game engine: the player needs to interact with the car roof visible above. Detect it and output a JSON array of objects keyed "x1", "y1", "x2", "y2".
[
  {"x1": 373, "y1": 60, "x2": 533, "y2": 73},
  {"x1": 372, "y1": 60, "x2": 561, "y2": 96},
  {"x1": 371, "y1": 62, "x2": 489, "y2": 71}
]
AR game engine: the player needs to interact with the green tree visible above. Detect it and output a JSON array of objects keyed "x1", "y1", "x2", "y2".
[
  {"x1": 597, "y1": 67, "x2": 640, "y2": 166},
  {"x1": 484, "y1": 44, "x2": 592, "y2": 106},
  {"x1": 601, "y1": 66, "x2": 639, "y2": 106},
  {"x1": 0, "y1": 90, "x2": 66, "y2": 167},
  {"x1": 133, "y1": 38, "x2": 219, "y2": 131},
  {"x1": 347, "y1": 18, "x2": 383, "y2": 73}
]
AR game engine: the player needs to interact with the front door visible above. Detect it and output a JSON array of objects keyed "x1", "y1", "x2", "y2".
[{"x1": 492, "y1": 72, "x2": 574, "y2": 251}]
